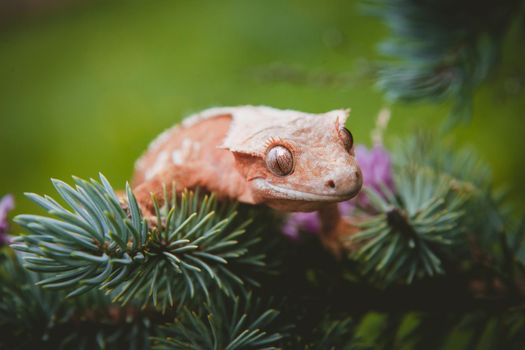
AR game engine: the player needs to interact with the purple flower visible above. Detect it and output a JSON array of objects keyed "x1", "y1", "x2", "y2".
[
  {"x1": 353, "y1": 144, "x2": 395, "y2": 208},
  {"x1": 338, "y1": 200, "x2": 355, "y2": 217},
  {"x1": 0, "y1": 194, "x2": 15, "y2": 246},
  {"x1": 282, "y1": 212, "x2": 321, "y2": 240},
  {"x1": 282, "y1": 201, "x2": 356, "y2": 239}
]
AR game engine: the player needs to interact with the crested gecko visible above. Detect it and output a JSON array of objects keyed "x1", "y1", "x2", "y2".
[{"x1": 132, "y1": 106, "x2": 363, "y2": 253}]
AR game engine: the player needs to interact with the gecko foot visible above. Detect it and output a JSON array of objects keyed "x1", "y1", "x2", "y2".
[{"x1": 320, "y1": 217, "x2": 360, "y2": 258}]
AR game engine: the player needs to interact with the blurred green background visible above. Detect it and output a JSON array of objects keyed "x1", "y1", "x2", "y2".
[{"x1": 1, "y1": 0, "x2": 524, "y2": 215}]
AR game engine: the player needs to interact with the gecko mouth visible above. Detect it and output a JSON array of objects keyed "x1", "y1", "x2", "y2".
[{"x1": 252, "y1": 179, "x2": 359, "y2": 202}]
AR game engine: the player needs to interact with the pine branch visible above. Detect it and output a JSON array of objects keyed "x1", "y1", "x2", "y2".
[
  {"x1": 395, "y1": 132, "x2": 492, "y2": 189},
  {"x1": 299, "y1": 316, "x2": 370, "y2": 350},
  {"x1": 292, "y1": 305, "x2": 525, "y2": 349},
  {"x1": 0, "y1": 250, "x2": 161, "y2": 350},
  {"x1": 343, "y1": 133, "x2": 519, "y2": 286},
  {"x1": 344, "y1": 135, "x2": 489, "y2": 285},
  {"x1": 367, "y1": 0, "x2": 523, "y2": 124},
  {"x1": 395, "y1": 134, "x2": 525, "y2": 297},
  {"x1": 348, "y1": 166, "x2": 467, "y2": 285},
  {"x1": 152, "y1": 292, "x2": 284, "y2": 350},
  {"x1": 12, "y1": 174, "x2": 271, "y2": 311},
  {"x1": 342, "y1": 306, "x2": 525, "y2": 350}
]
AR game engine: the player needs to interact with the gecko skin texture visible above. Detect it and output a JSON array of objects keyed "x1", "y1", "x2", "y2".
[{"x1": 132, "y1": 106, "x2": 363, "y2": 251}]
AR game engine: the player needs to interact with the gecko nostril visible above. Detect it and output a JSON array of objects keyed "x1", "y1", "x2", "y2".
[{"x1": 326, "y1": 180, "x2": 336, "y2": 189}]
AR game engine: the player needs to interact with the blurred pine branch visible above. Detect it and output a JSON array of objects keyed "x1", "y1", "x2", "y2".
[{"x1": 368, "y1": 0, "x2": 525, "y2": 125}]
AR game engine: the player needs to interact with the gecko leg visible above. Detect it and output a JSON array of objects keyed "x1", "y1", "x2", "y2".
[{"x1": 317, "y1": 203, "x2": 360, "y2": 257}]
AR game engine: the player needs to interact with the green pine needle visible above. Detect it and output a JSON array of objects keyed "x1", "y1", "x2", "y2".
[
  {"x1": 152, "y1": 292, "x2": 284, "y2": 350},
  {"x1": 0, "y1": 251, "x2": 157, "y2": 349},
  {"x1": 348, "y1": 164, "x2": 467, "y2": 285},
  {"x1": 367, "y1": 0, "x2": 520, "y2": 125},
  {"x1": 12, "y1": 174, "x2": 269, "y2": 312}
]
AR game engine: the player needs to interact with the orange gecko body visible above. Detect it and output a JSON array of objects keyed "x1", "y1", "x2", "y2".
[
  {"x1": 131, "y1": 106, "x2": 363, "y2": 253},
  {"x1": 133, "y1": 114, "x2": 250, "y2": 203}
]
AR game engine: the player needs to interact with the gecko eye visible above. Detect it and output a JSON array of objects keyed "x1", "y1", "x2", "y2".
[
  {"x1": 338, "y1": 127, "x2": 354, "y2": 152},
  {"x1": 265, "y1": 145, "x2": 294, "y2": 176}
]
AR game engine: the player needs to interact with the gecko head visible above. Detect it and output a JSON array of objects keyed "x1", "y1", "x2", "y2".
[{"x1": 222, "y1": 107, "x2": 362, "y2": 212}]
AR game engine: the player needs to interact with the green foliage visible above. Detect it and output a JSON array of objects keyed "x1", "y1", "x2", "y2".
[
  {"x1": 331, "y1": 308, "x2": 525, "y2": 350},
  {"x1": 368, "y1": 0, "x2": 524, "y2": 124},
  {"x1": 0, "y1": 251, "x2": 157, "y2": 350},
  {"x1": 4, "y1": 138, "x2": 525, "y2": 349},
  {"x1": 12, "y1": 175, "x2": 270, "y2": 312},
  {"x1": 302, "y1": 316, "x2": 370, "y2": 350},
  {"x1": 0, "y1": 135, "x2": 525, "y2": 350},
  {"x1": 153, "y1": 293, "x2": 283, "y2": 350},
  {"x1": 347, "y1": 135, "x2": 478, "y2": 285},
  {"x1": 1, "y1": 173, "x2": 286, "y2": 349},
  {"x1": 395, "y1": 133, "x2": 492, "y2": 188},
  {"x1": 395, "y1": 133, "x2": 525, "y2": 285},
  {"x1": 349, "y1": 166, "x2": 467, "y2": 285}
]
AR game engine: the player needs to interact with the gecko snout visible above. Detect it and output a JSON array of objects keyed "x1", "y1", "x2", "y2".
[
  {"x1": 324, "y1": 167, "x2": 362, "y2": 198},
  {"x1": 325, "y1": 179, "x2": 336, "y2": 189}
]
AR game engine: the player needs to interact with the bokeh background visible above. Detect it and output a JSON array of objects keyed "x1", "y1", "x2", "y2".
[{"x1": 1, "y1": 0, "x2": 524, "y2": 215}]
